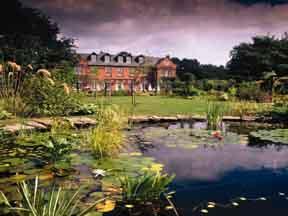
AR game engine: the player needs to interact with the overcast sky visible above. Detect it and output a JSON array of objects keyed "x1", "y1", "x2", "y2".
[{"x1": 21, "y1": 0, "x2": 288, "y2": 65}]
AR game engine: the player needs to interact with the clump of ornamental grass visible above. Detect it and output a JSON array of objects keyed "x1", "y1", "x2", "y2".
[
  {"x1": 206, "y1": 101, "x2": 229, "y2": 130},
  {"x1": 0, "y1": 176, "x2": 106, "y2": 216},
  {"x1": 88, "y1": 105, "x2": 128, "y2": 159},
  {"x1": 0, "y1": 62, "x2": 33, "y2": 115}
]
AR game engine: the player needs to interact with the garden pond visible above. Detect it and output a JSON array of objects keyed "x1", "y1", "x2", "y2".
[{"x1": 1, "y1": 120, "x2": 288, "y2": 216}]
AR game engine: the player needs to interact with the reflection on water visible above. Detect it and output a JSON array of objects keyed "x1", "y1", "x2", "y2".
[
  {"x1": 146, "y1": 144, "x2": 288, "y2": 181},
  {"x1": 132, "y1": 122, "x2": 288, "y2": 216}
]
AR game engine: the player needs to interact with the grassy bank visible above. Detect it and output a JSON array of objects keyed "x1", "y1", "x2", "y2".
[{"x1": 82, "y1": 96, "x2": 225, "y2": 116}]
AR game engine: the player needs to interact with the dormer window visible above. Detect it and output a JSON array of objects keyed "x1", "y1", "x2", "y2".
[
  {"x1": 126, "y1": 56, "x2": 132, "y2": 64},
  {"x1": 104, "y1": 55, "x2": 110, "y2": 63},
  {"x1": 138, "y1": 56, "x2": 144, "y2": 64},
  {"x1": 118, "y1": 56, "x2": 124, "y2": 63},
  {"x1": 91, "y1": 54, "x2": 97, "y2": 62}
]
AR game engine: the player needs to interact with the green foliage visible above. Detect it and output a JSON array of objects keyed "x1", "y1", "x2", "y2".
[
  {"x1": 0, "y1": 109, "x2": 12, "y2": 120},
  {"x1": 172, "y1": 80, "x2": 203, "y2": 96},
  {"x1": 228, "y1": 87, "x2": 237, "y2": 97},
  {"x1": 21, "y1": 74, "x2": 79, "y2": 116},
  {"x1": 71, "y1": 103, "x2": 99, "y2": 116},
  {"x1": 119, "y1": 171, "x2": 174, "y2": 202},
  {"x1": 206, "y1": 101, "x2": 229, "y2": 130},
  {"x1": 271, "y1": 102, "x2": 288, "y2": 121},
  {"x1": 88, "y1": 105, "x2": 128, "y2": 159},
  {"x1": 228, "y1": 34, "x2": 288, "y2": 80},
  {"x1": 0, "y1": 177, "x2": 105, "y2": 216},
  {"x1": 88, "y1": 127, "x2": 124, "y2": 159},
  {"x1": 0, "y1": 0, "x2": 77, "y2": 69},
  {"x1": 51, "y1": 61, "x2": 76, "y2": 85},
  {"x1": 229, "y1": 101, "x2": 268, "y2": 118},
  {"x1": 236, "y1": 82, "x2": 266, "y2": 101},
  {"x1": 112, "y1": 90, "x2": 129, "y2": 96},
  {"x1": 16, "y1": 119, "x2": 77, "y2": 166},
  {"x1": 250, "y1": 129, "x2": 288, "y2": 145}
]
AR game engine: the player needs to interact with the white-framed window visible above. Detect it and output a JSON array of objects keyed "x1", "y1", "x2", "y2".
[
  {"x1": 91, "y1": 54, "x2": 97, "y2": 62},
  {"x1": 129, "y1": 68, "x2": 135, "y2": 77},
  {"x1": 117, "y1": 68, "x2": 124, "y2": 76},
  {"x1": 105, "y1": 67, "x2": 112, "y2": 77},
  {"x1": 118, "y1": 56, "x2": 124, "y2": 63},
  {"x1": 104, "y1": 55, "x2": 110, "y2": 63},
  {"x1": 139, "y1": 57, "x2": 144, "y2": 64},
  {"x1": 126, "y1": 56, "x2": 132, "y2": 64}
]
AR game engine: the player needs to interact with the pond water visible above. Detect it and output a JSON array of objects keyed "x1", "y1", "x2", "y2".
[
  {"x1": 131, "y1": 121, "x2": 288, "y2": 216},
  {"x1": 1, "y1": 121, "x2": 288, "y2": 216}
]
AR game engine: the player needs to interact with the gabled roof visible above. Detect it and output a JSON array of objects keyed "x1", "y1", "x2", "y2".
[{"x1": 78, "y1": 52, "x2": 161, "y2": 67}]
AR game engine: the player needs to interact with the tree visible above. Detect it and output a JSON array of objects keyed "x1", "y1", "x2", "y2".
[
  {"x1": 0, "y1": 0, "x2": 77, "y2": 69},
  {"x1": 227, "y1": 34, "x2": 288, "y2": 80}
]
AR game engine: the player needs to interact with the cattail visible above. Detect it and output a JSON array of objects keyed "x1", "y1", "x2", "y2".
[
  {"x1": 62, "y1": 83, "x2": 70, "y2": 94},
  {"x1": 46, "y1": 78, "x2": 55, "y2": 86},
  {"x1": 27, "y1": 64, "x2": 33, "y2": 70},
  {"x1": 0, "y1": 64, "x2": 3, "y2": 73},
  {"x1": 36, "y1": 69, "x2": 51, "y2": 78},
  {"x1": 15, "y1": 64, "x2": 21, "y2": 71},
  {"x1": 7, "y1": 61, "x2": 17, "y2": 71}
]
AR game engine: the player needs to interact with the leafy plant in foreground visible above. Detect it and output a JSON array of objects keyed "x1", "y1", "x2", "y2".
[
  {"x1": 0, "y1": 177, "x2": 106, "y2": 216},
  {"x1": 119, "y1": 166, "x2": 175, "y2": 202}
]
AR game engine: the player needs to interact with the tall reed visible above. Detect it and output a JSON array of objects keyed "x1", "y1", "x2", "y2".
[
  {"x1": 88, "y1": 105, "x2": 128, "y2": 159},
  {"x1": 206, "y1": 101, "x2": 229, "y2": 130}
]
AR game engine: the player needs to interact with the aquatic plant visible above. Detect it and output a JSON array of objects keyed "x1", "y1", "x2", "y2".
[
  {"x1": 206, "y1": 101, "x2": 229, "y2": 130},
  {"x1": 119, "y1": 170, "x2": 175, "y2": 202},
  {"x1": 88, "y1": 105, "x2": 128, "y2": 159},
  {"x1": 249, "y1": 129, "x2": 288, "y2": 145},
  {"x1": 94, "y1": 104, "x2": 128, "y2": 130},
  {"x1": 0, "y1": 176, "x2": 106, "y2": 216},
  {"x1": 88, "y1": 126, "x2": 125, "y2": 159}
]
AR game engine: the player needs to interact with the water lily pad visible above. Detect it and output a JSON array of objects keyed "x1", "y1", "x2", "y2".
[
  {"x1": 250, "y1": 129, "x2": 288, "y2": 145},
  {"x1": 140, "y1": 127, "x2": 245, "y2": 149}
]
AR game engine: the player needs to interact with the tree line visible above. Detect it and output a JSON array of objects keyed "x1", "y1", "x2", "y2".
[{"x1": 1, "y1": 0, "x2": 288, "y2": 83}]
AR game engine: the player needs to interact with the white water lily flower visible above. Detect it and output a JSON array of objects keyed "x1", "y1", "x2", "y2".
[
  {"x1": 259, "y1": 197, "x2": 266, "y2": 201},
  {"x1": 232, "y1": 202, "x2": 239, "y2": 206},
  {"x1": 92, "y1": 169, "x2": 106, "y2": 178},
  {"x1": 239, "y1": 197, "x2": 247, "y2": 201},
  {"x1": 207, "y1": 204, "x2": 215, "y2": 208},
  {"x1": 165, "y1": 206, "x2": 174, "y2": 210},
  {"x1": 279, "y1": 192, "x2": 285, "y2": 196},
  {"x1": 200, "y1": 209, "x2": 209, "y2": 214}
]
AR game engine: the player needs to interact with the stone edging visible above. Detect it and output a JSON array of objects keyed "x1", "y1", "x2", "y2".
[{"x1": 0, "y1": 115, "x2": 263, "y2": 134}]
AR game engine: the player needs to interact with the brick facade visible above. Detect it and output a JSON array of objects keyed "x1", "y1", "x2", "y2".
[{"x1": 76, "y1": 52, "x2": 177, "y2": 92}]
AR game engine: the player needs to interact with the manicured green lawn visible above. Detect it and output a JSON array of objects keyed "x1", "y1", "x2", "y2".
[{"x1": 83, "y1": 96, "x2": 214, "y2": 116}]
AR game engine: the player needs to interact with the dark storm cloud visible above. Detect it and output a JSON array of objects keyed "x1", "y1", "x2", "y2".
[
  {"x1": 20, "y1": 0, "x2": 288, "y2": 64},
  {"x1": 232, "y1": 0, "x2": 288, "y2": 6}
]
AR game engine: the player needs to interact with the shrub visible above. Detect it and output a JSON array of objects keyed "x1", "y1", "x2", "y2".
[
  {"x1": 0, "y1": 109, "x2": 12, "y2": 120},
  {"x1": 229, "y1": 101, "x2": 271, "y2": 119},
  {"x1": 237, "y1": 82, "x2": 267, "y2": 102},
  {"x1": 112, "y1": 90, "x2": 129, "y2": 96},
  {"x1": 21, "y1": 72, "x2": 79, "y2": 116},
  {"x1": 70, "y1": 103, "x2": 99, "y2": 115}
]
